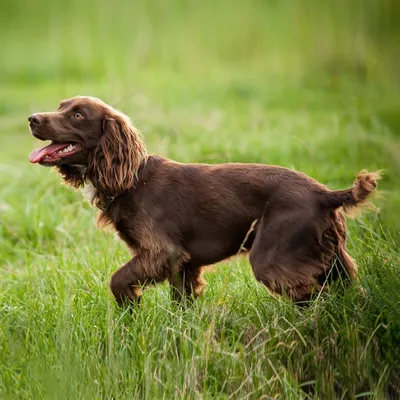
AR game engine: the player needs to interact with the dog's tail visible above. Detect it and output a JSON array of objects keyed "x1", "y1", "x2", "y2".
[{"x1": 322, "y1": 170, "x2": 381, "y2": 214}]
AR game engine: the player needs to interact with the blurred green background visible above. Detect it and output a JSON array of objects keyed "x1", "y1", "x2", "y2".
[
  {"x1": 1, "y1": 1, "x2": 400, "y2": 398},
  {"x1": 1, "y1": 0, "x2": 399, "y2": 84}
]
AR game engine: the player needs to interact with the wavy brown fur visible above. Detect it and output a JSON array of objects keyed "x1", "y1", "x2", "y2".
[{"x1": 87, "y1": 114, "x2": 147, "y2": 200}]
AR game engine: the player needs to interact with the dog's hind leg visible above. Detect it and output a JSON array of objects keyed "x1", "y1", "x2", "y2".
[
  {"x1": 249, "y1": 208, "x2": 333, "y2": 302},
  {"x1": 320, "y1": 210, "x2": 358, "y2": 287}
]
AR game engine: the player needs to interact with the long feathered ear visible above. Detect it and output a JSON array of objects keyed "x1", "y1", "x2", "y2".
[{"x1": 87, "y1": 113, "x2": 147, "y2": 198}]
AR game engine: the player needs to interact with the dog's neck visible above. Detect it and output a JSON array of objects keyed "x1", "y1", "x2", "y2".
[
  {"x1": 59, "y1": 156, "x2": 159, "y2": 211},
  {"x1": 58, "y1": 164, "x2": 115, "y2": 211},
  {"x1": 80, "y1": 168, "x2": 116, "y2": 211}
]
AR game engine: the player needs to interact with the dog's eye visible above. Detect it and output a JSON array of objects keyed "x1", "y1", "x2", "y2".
[{"x1": 73, "y1": 112, "x2": 83, "y2": 120}]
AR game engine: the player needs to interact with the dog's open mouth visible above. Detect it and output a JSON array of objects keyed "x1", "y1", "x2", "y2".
[{"x1": 29, "y1": 142, "x2": 82, "y2": 164}]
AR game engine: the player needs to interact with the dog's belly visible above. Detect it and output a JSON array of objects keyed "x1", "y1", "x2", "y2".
[{"x1": 184, "y1": 219, "x2": 258, "y2": 266}]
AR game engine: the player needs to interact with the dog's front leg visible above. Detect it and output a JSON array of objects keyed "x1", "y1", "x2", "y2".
[{"x1": 109, "y1": 251, "x2": 169, "y2": 306}]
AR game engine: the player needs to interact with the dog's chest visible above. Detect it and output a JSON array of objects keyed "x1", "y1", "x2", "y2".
[{"x1": 80, "y1": 181, "x2": 97, "y2": 206}]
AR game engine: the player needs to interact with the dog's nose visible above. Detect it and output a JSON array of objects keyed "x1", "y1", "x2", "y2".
[{"x1": 28, "y1": 114, "x2": 42, "y2": 125}]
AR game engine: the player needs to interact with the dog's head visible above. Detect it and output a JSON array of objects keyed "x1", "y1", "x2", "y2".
[{"x1": 28, "y1": 96, "x2": 147, "y2": 195}]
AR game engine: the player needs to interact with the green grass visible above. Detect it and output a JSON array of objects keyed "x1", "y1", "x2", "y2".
[{"x1": 1, "y1": 1, "x2": 400, "y2": 399}]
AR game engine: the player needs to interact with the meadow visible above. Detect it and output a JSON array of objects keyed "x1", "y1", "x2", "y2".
[{"x1": 0, "y1": 1, "x2": 399, "y2": 398}]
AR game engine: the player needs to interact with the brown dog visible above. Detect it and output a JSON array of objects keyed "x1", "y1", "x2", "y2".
[{"x1": 28, "y1": 96, "x2": 379, "y2": 305}]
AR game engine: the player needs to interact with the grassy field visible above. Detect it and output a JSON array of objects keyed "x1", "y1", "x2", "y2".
[{"x1": 1, "y1": 1, "x2": 400, "y2": 399}]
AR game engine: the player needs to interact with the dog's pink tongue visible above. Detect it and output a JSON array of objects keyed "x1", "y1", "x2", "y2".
[{"x1": 29, "y1": 143, "x2": 67, "y2": 163}]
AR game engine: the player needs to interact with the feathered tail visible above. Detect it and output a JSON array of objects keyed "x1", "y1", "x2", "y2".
[{"x1": 322, "y1": 170, "x2": 381, "y2": 213}]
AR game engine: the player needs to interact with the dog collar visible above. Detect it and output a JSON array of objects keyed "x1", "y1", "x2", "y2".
[{"x1": 96, "y1": 194, "x2": 115, "y2": 211}]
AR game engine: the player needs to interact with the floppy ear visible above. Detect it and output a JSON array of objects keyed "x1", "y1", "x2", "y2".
[{"x1": 87, "y1": 114, "x2": 146, "y2": 198}]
